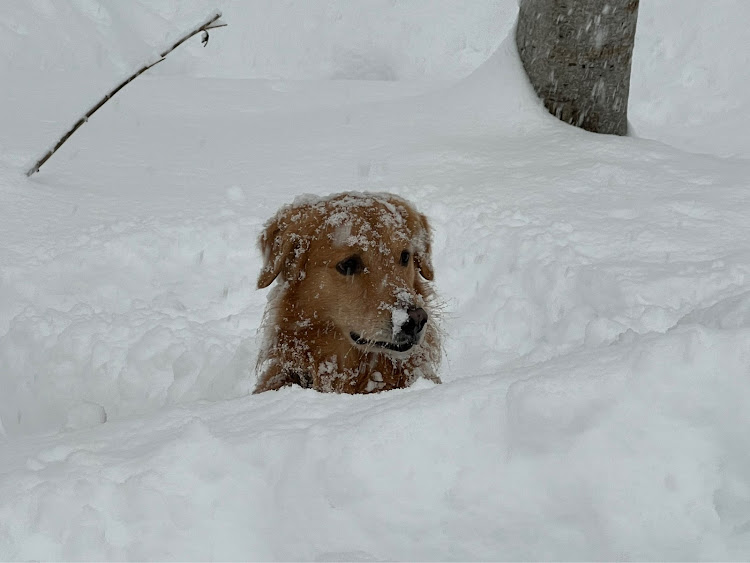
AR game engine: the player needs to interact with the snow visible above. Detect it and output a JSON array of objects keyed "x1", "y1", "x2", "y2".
[
  {"x1": 391, "y1": 308, "x2": 409, "y2": 337},
  {"x1": 630, "y1": 0, "x2": 750, "y2": 157},
  {"x1": 1, "y1": 0, "x2": 750, "y2": 559}
]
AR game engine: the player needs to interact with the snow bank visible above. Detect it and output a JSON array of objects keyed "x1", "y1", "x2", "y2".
[
  {"x1": 2, "y1": 322, "x2": 750, "y2": 559},
  {"x1": 5, "y1": 0, "x2": 750, "y2": 157},
  {"x1": 1, "y1": 0, "x2": 513, "y2": 80},
  {"x1": 630, "y1": 0, "x2": 750, "y2": 157}
]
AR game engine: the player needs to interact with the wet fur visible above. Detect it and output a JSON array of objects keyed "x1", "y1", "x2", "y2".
[{"x1": 254, "y1": 192, "x2": 441, "y2": 394}]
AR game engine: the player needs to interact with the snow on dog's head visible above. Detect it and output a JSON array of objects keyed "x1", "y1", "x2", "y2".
[{"x1": 254, "y1": 192, "x2": 441, "y2": 394}]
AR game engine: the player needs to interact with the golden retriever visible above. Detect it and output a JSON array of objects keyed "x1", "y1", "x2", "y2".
[{"x1": 254, "y1": 192, "x2": 441, "y2": 393}]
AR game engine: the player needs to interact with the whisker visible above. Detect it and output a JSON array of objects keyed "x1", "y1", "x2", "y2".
[{"x1": 343, "y1": 344, "x2": 355, "y2": 361}]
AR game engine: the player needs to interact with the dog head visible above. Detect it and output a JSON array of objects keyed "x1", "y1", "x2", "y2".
[{"x1": 257, "y1": 192, "x2": 435, "y2": 355}]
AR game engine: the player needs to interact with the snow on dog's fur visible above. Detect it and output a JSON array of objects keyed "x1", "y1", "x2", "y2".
[{"x1": 254, "y1": 192, "x2": 441, "y2": 393}]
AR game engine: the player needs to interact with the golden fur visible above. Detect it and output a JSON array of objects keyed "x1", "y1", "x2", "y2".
[{"x1": 254, "y1": 192, "x2": 441, "y2": 393}]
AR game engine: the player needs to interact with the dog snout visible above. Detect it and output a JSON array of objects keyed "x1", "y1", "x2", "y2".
[{"x1": 399, "y1": 307, "x2": 428, "y2": 340}]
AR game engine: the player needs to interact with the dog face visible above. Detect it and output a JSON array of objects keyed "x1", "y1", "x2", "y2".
[{"x1": 258, "y1": 193, "x2": 434, "y2": 358}]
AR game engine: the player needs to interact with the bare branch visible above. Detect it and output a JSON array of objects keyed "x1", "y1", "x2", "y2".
[{"x1": 26, "y1": 11, "x2": 226, "y2": 177}]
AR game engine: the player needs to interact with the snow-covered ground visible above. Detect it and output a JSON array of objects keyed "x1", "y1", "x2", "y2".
[{"x1": 2, "y1": 0, "x2": 750, "y2": 559}]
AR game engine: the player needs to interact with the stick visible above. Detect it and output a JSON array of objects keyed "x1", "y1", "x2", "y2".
[{"x1": 26, "y1": 11, "x2": 226, "y2": 177}]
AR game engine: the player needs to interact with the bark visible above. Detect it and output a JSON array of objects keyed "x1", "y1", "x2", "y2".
[{"x1": 516, "y1": 0, "x2": 639, "y2": 135}]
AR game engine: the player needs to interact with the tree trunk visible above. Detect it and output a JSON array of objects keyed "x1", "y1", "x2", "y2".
[{"x1": 516, "y1": 0, "x2": 639, "y2": 135}]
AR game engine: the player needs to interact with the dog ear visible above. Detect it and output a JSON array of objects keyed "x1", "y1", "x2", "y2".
[
  {"x1": 414, "y1": 212, "x2": 434, "y2": 281},
  {"x1": 257, "y1": 207, "x2": 311, "y2": 289}
]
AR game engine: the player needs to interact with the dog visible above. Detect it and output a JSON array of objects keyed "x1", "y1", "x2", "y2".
[{"x1": 254, "y1": 192, "x2": 441, "y2": 394}]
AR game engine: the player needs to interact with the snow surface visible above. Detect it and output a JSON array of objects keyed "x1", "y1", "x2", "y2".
[{"x1": 2, "y1": 0, "x2": 750, "y2": 560}]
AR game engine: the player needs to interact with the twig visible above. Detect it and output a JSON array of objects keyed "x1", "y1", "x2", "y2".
[{"x1": 26, "y1": 11, "x2": 226, "y2": 177}]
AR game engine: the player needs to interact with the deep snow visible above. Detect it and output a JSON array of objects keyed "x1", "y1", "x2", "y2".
[{"x1": 1, "y1": 0, "x2": 750, "y2": 560}]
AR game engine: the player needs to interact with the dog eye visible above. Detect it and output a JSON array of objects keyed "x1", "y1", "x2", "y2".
[
  {"x1": 399, "y1": 250, "x2": 411, "y2": 266},
  {"x1": 336, "y1": 255, "x2": 363, "y2": 276}
]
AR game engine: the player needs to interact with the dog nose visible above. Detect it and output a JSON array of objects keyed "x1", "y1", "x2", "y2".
[{"x1": 400, "y1": 307, "x2": 428, "y2": 340}]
